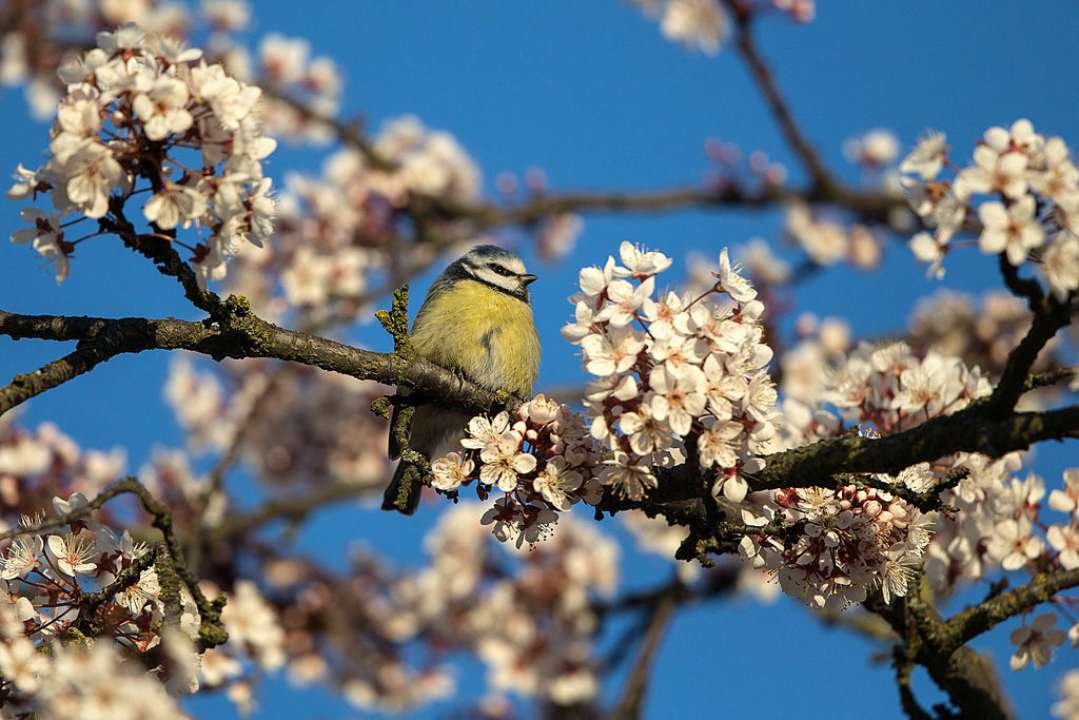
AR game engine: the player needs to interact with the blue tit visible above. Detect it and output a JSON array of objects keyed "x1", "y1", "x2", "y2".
[{"x1": 382, "y1": 245, "x2": 541, "y2": 514}]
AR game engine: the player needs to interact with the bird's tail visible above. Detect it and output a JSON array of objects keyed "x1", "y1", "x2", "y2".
[{"x1": 381, "y1": 460, "x2": 424, "y2": 515}]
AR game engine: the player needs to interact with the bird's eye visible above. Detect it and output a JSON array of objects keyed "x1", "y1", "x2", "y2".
[{"x1": 487, "y1": 263, "x2": 515, "y2": 277}]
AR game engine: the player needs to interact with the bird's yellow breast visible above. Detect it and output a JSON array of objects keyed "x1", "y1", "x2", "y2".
[{"x1": 410, "y1": 279, "x2": 541, "y2": 398}]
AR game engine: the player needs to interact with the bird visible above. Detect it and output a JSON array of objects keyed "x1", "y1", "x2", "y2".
[{"x1": 382, "y1": 244, "x2": 541, "y2": 514}]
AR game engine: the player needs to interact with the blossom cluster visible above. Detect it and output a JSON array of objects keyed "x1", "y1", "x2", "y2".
[
  {"x1": 0, "y1": 0, "x2": 193, "y2": 119},
  {"x1": 740, "y1": 473, "x2": 933, "y2": 610},
  {"x1": 165, "y1": 358, "x2": 393, "y2": 492},
  {"x1": 430, "y1": 395, "x2": 603, "y2": 547},
  {"x1": 16, "y1": 636, "x2": 187, "y2": 719},
  {"x1": 907, "y1": 289, "x2": 1056, "y2": 380},
  {"x1": 563, "y1": 241, "x2": 778, "y2": 504},
  {"x1": 821, "y1": 341, "x2": 991, "y2": 433},
  {"x1": 903, "y1": 119, "x2": 1079, "y2": 297},
  {"x1": 199, "y1": 578, "x2": 289, "y2": 711},
  {"x1": 773, "y1": 338, "x2": 1079, "y2": 651},
  {"x1": 0, "y1": 412, "x2": 126, "y2": 504},
  {"x1": 251, "y1": 31, "x2": 343, "y2": 140},
  {"x1": 8, "y1": 24, "x2": 276, "y2": 287},
  {"x1": 0, "y1": 2, "x2": 342, "y2": 144},
  {"x1": 759, "y1": 342, "x2": 987, "y2": 609},
  {"x1": 0, "y1": 493, "x2": 165, "y2": 642},
  {"x1": 381, "y1": 504, "x2": 619, "y2": 707},
  {"x1": 0, "y1": 413, "x2": 300, "y2": 716},
  {"x1": 932, "y1": 463, "x2": 1079, "y2": 606},
  {"x1": 0, "y1": 513, "x2": 292, "y2": 717},
  {"x1": 0, "y1": 492, "x2": 202, "y2": 717},
  {"x1": 227, "y1": 114, "x2": 482, "y2": 323},
  {"x1": 214, "y1": 505, "x2": 625, "y2": 713},
  {"x1": 785, "y1": 201, "x2": 884, "y2": 270},
  {"x1": 787, "y1": 340, "x2": 1079, "y2": 594},
  {"x1": 780, "y1": 288, "x2": 1061, "y2": 418}
]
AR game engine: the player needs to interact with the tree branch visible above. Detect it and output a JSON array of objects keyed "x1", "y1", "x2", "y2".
[
  {"x1": 0, "y1": 306, "x2": 503, "y2": 418},
  {"x1": 7, "y1": 302, "x2": 1079, "y2": 533},
  {"x1": 942, "y1": 567, "x2": 1079, "y2": 651},
  {"x1": 91, "y1": 477, "x2": 228, "y2": 649},
  {"x1": 871, "y1": 579, "x2": 1015, "y2": 720},
  {"x1": 209, "y1": 480, "x2": 372, "y2": 544},
  {"x1": 723, "y1": 0, "x2": 837, "y2": 194},
  {"x1": 73, "y1": 543, "x2": 163, "y2": 636},
  {"x1": 749, "y1": 403, "x2": 1079, "y2": 492},
  {"x1": 893, "y1": 646, "x2": 935, "y2": 720},
  {"x1": 987, "y1": 259, "x2": 1075, "y2": 417},
  {"x1": 609, "y1": 589, "x2": 676, "y2": 720},
  {"x1": 0, "y1": 476, "x2": 228, "y2": 650},
  {"x1": 101, "y1": 201, "x2": 223, "y2": 315},
  {"x1": 0, "y1": 338, "x2": 130, "y2": 416}
]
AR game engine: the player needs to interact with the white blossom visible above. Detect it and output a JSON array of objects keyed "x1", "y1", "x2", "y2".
[
  {"x1": 46, "y1": 530, "x2": 98, "y2": 576},
  {"x1": 978, "y1": 196, "x2": 1044, "y2": 265},
  {"x1": 659, "y1": 0, "x2": 727, "y2": 55},
  {"x1": 1010, "y1": 613, "x2": 1066, "y2": 670},
  {"x1": 900, "y1": 131, "x2": 948, "y2": 180}
]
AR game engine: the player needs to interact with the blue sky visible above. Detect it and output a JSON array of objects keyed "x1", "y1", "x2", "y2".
[{"x1": 1, "y1": 1, "x2": 1077, "y2": 717}]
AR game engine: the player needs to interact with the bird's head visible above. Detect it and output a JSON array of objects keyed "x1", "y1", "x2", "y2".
[{"x1": 451, "y1": 244, "x2": 537, "y2": 301}]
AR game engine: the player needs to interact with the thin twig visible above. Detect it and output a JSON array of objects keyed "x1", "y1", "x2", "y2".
[
  {"x1": 723, "y1": 0, "x2": 836, "y2": 193},
  {"x1": 610, "y1": 590, "x2": 677, "y2": 720}
]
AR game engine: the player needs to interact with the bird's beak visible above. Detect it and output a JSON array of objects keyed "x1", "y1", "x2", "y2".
[{"x1": 520, "y1": 273, "x2": 538, "y2": 285}]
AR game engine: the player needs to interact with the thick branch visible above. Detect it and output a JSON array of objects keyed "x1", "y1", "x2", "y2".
[
  {"x1": 750, "y1": 403, "x2": 1079, "y2": 492},
  {"x1": 7, "y1": 306, "x2": 1079, "y2": 525},
  {"x1": 872, "y1": 581, "x2": 1014, "y2": 720},
  {"x1": 0, "y1": 308, "x2": 502, "y2": 417}
]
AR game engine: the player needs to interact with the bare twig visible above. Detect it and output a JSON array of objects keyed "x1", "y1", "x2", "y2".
[
  {"x1": 723, "y1": 0, "x2": 836, "y2": 193},
  {"x1": 1024, "y1": 365, "x2": 1079, "y2": 391},
  {"x1": 610, "y1": 590, "x2": 676, "y2": 720},
  {"x1": 210, "y1": 480, "x2": 373, "y2": 543}
]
